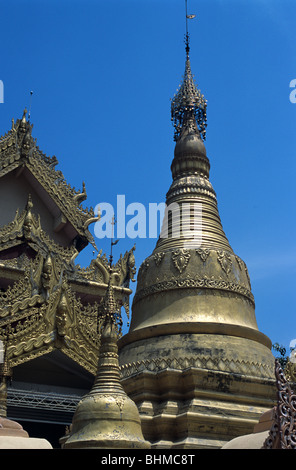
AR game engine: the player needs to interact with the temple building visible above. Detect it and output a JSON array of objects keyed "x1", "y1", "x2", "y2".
[
  {"x1": 117, "y1": 33, "x2": 278, "y2": 448},
  {"x1": 0, "y1": 110, "x2": 136, "y2": 447}
]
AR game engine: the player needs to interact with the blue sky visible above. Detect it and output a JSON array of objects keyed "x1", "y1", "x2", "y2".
[{"x1": 0, "y1": 0, "x2": 295, "y2": 353}]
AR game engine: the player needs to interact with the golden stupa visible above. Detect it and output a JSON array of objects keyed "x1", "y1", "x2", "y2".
[
  {"x1": 62, "y1": 273, "x2": 150, "y2": 449},
  {"x1": 118, "y1": 32, "x2": 276, "y2": 448}
]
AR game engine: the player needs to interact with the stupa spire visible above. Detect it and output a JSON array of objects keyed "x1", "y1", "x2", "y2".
[
  {"x1": 185, "y1": 0, "x2": 194, "y2": 58},
  {"x1": 171, "y1": 2, "x2": 207, "y2": 142},
  {"x1": 62, "y1": 264, "x2": 150, "y2": 449}
]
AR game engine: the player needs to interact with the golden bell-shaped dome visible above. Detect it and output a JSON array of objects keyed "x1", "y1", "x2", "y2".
[
  {"x1": 118, "y1": 31, "x2": 276, "y2": 449},
  {"x1": 119, "y1": 50, "x2": 274, "y2": 383}
]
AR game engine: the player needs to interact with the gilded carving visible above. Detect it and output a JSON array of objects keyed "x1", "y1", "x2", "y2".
[
  {"x1": 133, "y1": 274, "x2": 255, "y2": 306},
  {"x1": 0, "y1": 197, "x2": 78, "y2": 267},
  {"x1": 196, "y1": 248, "x2": 210, "y2": 262},
  {"x1": 120, "y1": 355, "x2": 274, "y2": 380},
  {"x1": 217, "y1": 250, "x2": 232, "y2": 275},
  {"x1": 235, "y1": 255, "x2": 244, "y2": 271},
  {"x1": 166, "y1": 178, "x2": 216, "y2": 201},
  {"x1": 0, "y1": 196, "x2": 136, "y2": 296},
  {"x1": 56, "y1": 289, "x2": 70, "y2": 337},
  {"x1": 153, "y1": 252, "x2": 165, "y2": 266},
  {"x1": 0, "y1": 222, "x2": 133, "y2": 375},
  {"x1": 172, "y1": 249, "x2": 190, "y2": 273},
  {"x1": 73, "y1": 244, "x2": 136, "y2": 290}
]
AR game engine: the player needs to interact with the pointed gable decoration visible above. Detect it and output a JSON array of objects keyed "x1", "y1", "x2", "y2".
[{"x1": 0, "y1": 110, "x2": 98, "y2": 251}]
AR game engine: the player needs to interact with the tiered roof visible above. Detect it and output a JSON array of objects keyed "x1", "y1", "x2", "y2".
[
  {"x1": 0, "y1": 111, "x2": 136, "y2": 376},
  {"x1": 0, "y1": 109, "x2": 96, "y2": 250}
]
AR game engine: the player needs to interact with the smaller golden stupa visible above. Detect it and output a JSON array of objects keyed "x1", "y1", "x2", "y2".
[{"x1": 62, "y1": 267, "x2": 150, "y2": 449}]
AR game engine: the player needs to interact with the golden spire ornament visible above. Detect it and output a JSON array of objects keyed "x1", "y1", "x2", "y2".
[{"x1": 62, "y1": 266, "x2": 150, "y2": 449}]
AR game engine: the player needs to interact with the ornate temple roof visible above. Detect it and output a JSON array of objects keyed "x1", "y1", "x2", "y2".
[
  {"x1": 0, "y1": 111, "x2": 137, "y2": 377},
  {"x1": 0, "y1": 110, "x2": 97, "y2": 251},
  {"x1": 0, "y1": 200, "x2": 136, "y2": 374}
]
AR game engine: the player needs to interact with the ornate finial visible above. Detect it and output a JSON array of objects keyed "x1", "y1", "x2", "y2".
[
  {"x1": 97, "y1": 217, "x2": 122, "y2": 335},
  {"x1": 171, "y1": 1, "x2": 207, "y2": 142},
  {"x1": 185, "y1": 32, "x2": 190, "y2": 59},
  {"x1": 28, "y1": 91, "x2": 33, "y2": 121},
  {"x1": 98, "y1": 279, "x2": 122, "y2": 332},
  {"x1": 185, "y1": 0, "x2": 196, "y2": 58},
  {"x1": 21, "y1": 108, "x2": 27, "y2": 125},
  {"x1": 23, "y1": 194, "x2": 34, "y2": 234},
  {"x1": 109, "y1": 216, "x2": 119, "y2": 268}
]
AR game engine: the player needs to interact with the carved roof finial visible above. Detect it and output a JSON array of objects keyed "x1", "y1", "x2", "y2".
[
  {"x1": 109, "y1": 215, "x2": 119, "y2": 268},
  {"x1": 99, "y1": 279, "x2": 120, "y2": 325},
  {"x1": 97, "y1": 216, "x2": 122, "y2": 333},
  {"x1": 28, "y1": 91, "x2": 33, "y2": 121},
  {"x1": 22, "y1": 108, "x2": 27, "y2": 123}
]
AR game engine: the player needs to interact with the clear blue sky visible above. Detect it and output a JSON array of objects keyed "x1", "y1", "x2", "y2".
[{"x1": 1, "y1": 0, "x2": 295, "y2": 353}]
